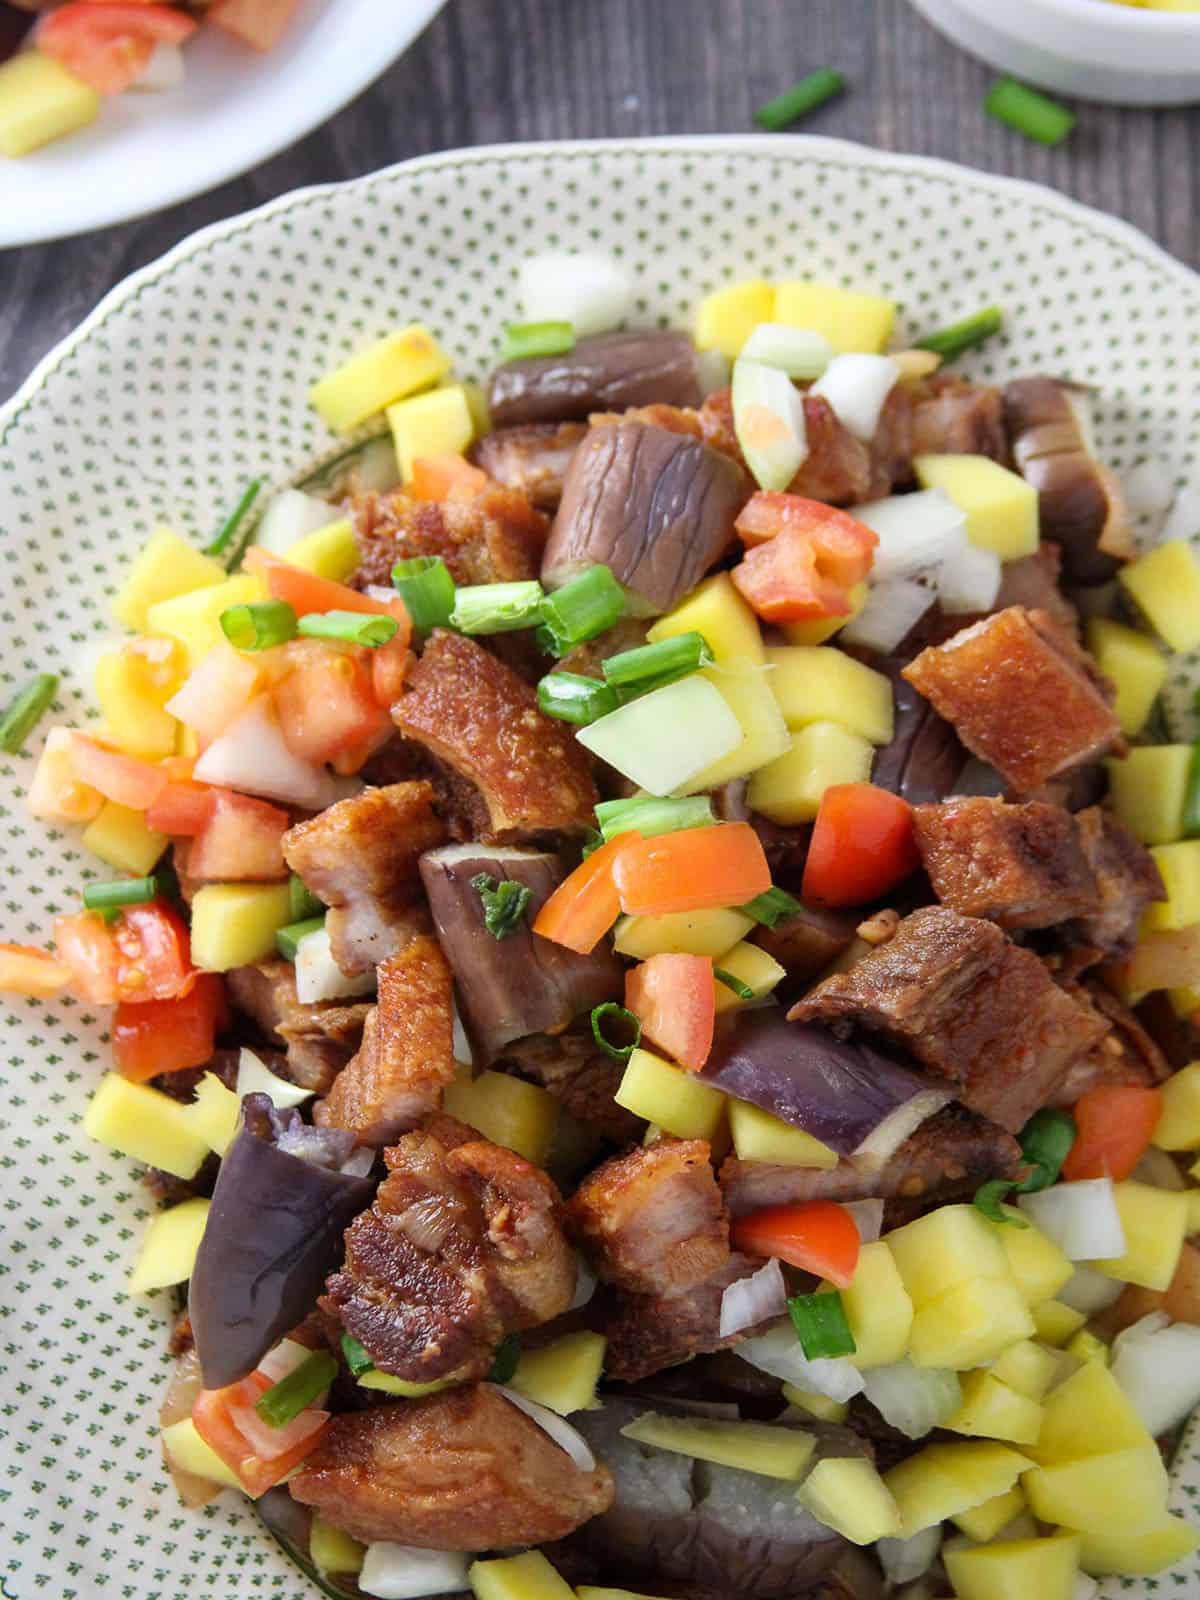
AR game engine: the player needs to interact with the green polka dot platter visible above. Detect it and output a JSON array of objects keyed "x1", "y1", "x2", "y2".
[{"x1": 1, "y1": 136, "x2": 1199, "y2": 1600}]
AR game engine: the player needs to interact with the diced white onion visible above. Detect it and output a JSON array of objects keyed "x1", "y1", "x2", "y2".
[
  {"x1": 843, "y1": 1199, "x2": 884, "y2": 1245},
  {"x1": 877, "y1": 1525, "x2": 942, "y2": 1587},
  {"x1": 193, "y1": 698, "x2": 362, "y2": 812},
  {"x1": 1162, "y1": 483, "x2": 1200, "y2": 544},
  {"x1": 853, "y1": 1087, "x2": 954, "y2": 1172},
  {"x1": 719, "y1": 1256, "x2": 788, "y2": 1337},
  {"x1": 731, "y1": 357, "x2": 809, "y2": 492},
  {"x1": 340, "y1": 1147, "x2": 375, "y2": 1178},
  {"x1": 570, "y1": 1254, "x2": 597, "y2": 1311},
  {"x1": 128, "y1": 41, "x2": 185, "y2": 92},
  {"x1": 1112, "y1": 1314, "x2": 1200, "y2": 1437},
  {"x1": 936, "y1": 540, "x2": 1001, "y2": 615},
  {"x1": 1072, "y1": 1575, "x2": 1100, "y2": 1600},
  {"x1": 1122, "y1": 461, "x2": 1176, "y2": 520},
  {"x1": 236, "y1": 1047, "x2": 314, "y2": 1110},
  {"x1": 256, "y1": 1337, "x2": 314, "y2": 1384},
  {"x1": 735, "y1": 1321, "x2": 865, "y2": 1402},
  {"x1": 853, "y1": 489, "x2": 969, "y2": 581},
  {"x1": 451, "y1": 1003, "x2": 472, "y2": 1067},
  {"x1": 839, "y1": 576, "x2": 934, "y2": 654},
  {"x1": 253, "y1": 488, "x2": 335, "y2": 555},
  {"x1": 359, "y1": 1543, "x2": 470, "y2": 1600},
  {"x1": 1019, "y1": 1179, "x2": 1126, "y2": 1262},
  {"x1": 1057, "y1": 1262, "x2": 1126, "y2": 1315},
  {"x1": 518, "y1": 251, "x2": 633, "y2": 339},
  {"x1": 740, "y1": 323, "x2": 833, "y2": 381},
  {"x1": 294, "y1": 926, "x2": 377, "y2": 1006},
  {"x1": 695, "y1": 347, "x2": 731, "y2": 398},
  {"x1": 576, "y1": 675, "x2": 742, "y2": 797},
  {"x1": 862, "y1": 1360, "x2": 962, "y2": 1440},
  {"x1": 353, "y1": 435, "x2": 402, "y2": 494},
  {"x1": 810, "y1": 353, "x2": 900, "y2": 442},
  {"x1": 491, "y1": 1384, "x2": 596, "y2": 1471}
]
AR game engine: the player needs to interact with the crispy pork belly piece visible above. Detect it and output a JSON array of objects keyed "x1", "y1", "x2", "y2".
[
  {"x1": 867, "y1": 383, "x2": 916, "y2": 497},
  {"x1": 600, "y1": 1252, "x2": 767, "y2": 1383},
  {"x1": 913, "y1": 796, "x2": 1101, "y2": 931},
  {"x1": 314, "y1": 936, "x2": 456, "y2": 1147},
  {"x1": 1046, "y1": 980, "x2": 1170, "y2": 1108},
  {"x1": 1068, "y1": 805, "x2": 1165, "y2": 958},
  {"x1": 902, "y1": 606, "x2": 1124, "y2": 794},
  {"x1": 322, "y1": 1121, "x2": 575, "y2": 1384},
  {"x1": 225, "y1": 959, "x2": 369, "y2": 1093},
  {"x1": 470, "y1": 421, "x2": 588, "y2": 510},
  {"x1": 488, "y1": 330, "x2": 703, "y2": 428},
  {"x1": 289, "y1": 1384, "x2": 613, "y2": 1548},
  {"x1": 394, "y1": 630, "x2": 597, "y2": 840},
  {"x1": 283, "y1": 783, "x2": 445, "y2": 975},
  {"x1": 911, "y1": 372, "x2": 1007, "y2": 462},
  {"x1": 352, "y1": 480, "x2": 548, "y2": 590},
  {"x1": 498, "y1": 1031, "x2": 645, "y2": 1143},
  {"x1": 569, "y1": 1139, "x2": 729, "y2": 1297},
  {"x1": 789, "y1": 906, "x2": 1109, "y2": 1132}
]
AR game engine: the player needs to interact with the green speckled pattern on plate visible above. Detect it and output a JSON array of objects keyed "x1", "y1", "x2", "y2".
[{"x1": 1, "y1": 136, "x2": 1199, "y2": 1599}]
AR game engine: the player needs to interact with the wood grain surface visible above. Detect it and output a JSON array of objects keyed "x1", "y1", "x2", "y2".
[{"x1": 2, "y1": 0, "x2": 1198, "y2": 402}]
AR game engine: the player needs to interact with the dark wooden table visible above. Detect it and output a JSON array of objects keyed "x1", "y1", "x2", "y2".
[{"x1": 3, "y1": 0, "x2": 1198, "y2": 403}]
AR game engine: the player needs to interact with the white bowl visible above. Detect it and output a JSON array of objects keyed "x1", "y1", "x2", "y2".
[{"x1": 910, "y1": 0, "x2": 1200, "y2": 105}]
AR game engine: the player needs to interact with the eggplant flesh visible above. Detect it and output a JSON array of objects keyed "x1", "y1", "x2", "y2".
[{"x1": 488, "y1": 330, "x2": 703, "y2": 429}]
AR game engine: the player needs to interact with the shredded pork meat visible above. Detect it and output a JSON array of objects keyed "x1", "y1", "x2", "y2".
[
  {"x1": 352, "y1": 481, "x2": 549, "y2": 590},
  {"x1": 224, "y1": 960, "x2": 370, "y2": 1093}
]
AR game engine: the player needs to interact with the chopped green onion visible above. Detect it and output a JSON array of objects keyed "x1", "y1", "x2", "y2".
[
  {"x1": 974, "y1": 1181, "x2": 1030, "y2": 1228},
  {"x1": 915, "y1": 306, "x2": 1003, "y2": 363},
  {"x1": 984, "y1": 78, "x2": 1075, "y2": 146},
  {"x1": 539, "y1": 565, "x2": 627, "y2": 655},
  {"x1": 740, "y1": 323, "x2": 833, "y2": 381},
  {"x1": 499, "y1": 321, "x2": 575, "y2": 364},
  {"x1": 0, "y1": 672, "x2": 59, "y2": 755},
  {"x1": 740, "y1": 886, "x2": 803, "y2": 928},
  {"x1": 83, "y1": 876, "x2": 158, "y2": 912},
  {"x1": 221, "y1": 599, "x2": 298, "y2": 652},
  {"x1": 392, "y1": 555, "x2": 456, "y2": 640},
  {"x1": 289, "y1": 873, "x2": 323, "y2": 923},
  {"x1": 472, "y1": 874, "x2": 532, "y2": 940},
  {"x1": 449, "y1": 581, "x2": 545, "y2": 636},
  {"x1": 580, "y1": 828, "x2": 605, "y2": 860},
  {"x1": 276, "y1": 915, "x2": 325, "y2": 961},
  {"x1": 537, "y1": 671, "x2": 620, "y2": 726},
  {"x1": 341, "y1": 1332, "x2": 375, "y2": 1377},
  {"x1": 788, "y1": 1291, "x2": 857, "y2": 1360},
  {"x1": 1018, "y1": 1107, "x2": 1077, "y2": 1194},
  {"x1": 591, "y1": 1002, "x2": 642, "y2": 1062},
  {"x1": 754, "y1": 69, "x2": 845, "y2": 132},
  {"x1": 602, "y1": 631, "x2": 714, "y2": 694},
  {"x1": 595, "y1": 794, "x2": 715, "y2": 844},
  {"x1": 204, "y1": 478, "x2": 262, "y2": 559},
  {"x1": 255, "y1": 1348, "x2": 338, "y2": 1428},
  {"x1": 297, "y1": 610, "x2": 398, "y2": 648},
  {"x1": 714, "y1": 967, "x2": 755, "y2": 1001},
  {"x1": 1183, "y1": 744, "x2": 1200, "y2": 838},
  {"x1": 488, "y1": 1333, "x2": 522, "y2": 1384}
]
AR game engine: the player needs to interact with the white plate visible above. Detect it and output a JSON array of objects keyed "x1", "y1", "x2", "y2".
[
  {"x1": 0, "y1": 0, "x2": 447, "y2": 248},
  {"x1": 1, "y1": 136, "x2": 1199, "y2": 1599}
]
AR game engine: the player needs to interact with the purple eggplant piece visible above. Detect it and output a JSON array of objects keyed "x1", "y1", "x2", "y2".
[{"x1": 487, "y1": 330, "x2": 703, "y2": 429}]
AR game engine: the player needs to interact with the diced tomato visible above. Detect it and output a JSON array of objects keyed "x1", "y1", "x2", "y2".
[
  {"x1": 56, "y1": 902, "x2": 193, "y2": 1005},
  {"x1": 145, "y1": 779, "x2": 217, "y2": 837},
  {"x1": 69, "y1": 734, "x2": 167, "y2": 811},
  {"x1": 625, "y1": 953, "x2": 715, "y2": 1071},
  {"x1": 731, "y1": 1201, "x2": 862, "y2": 1289},
  {"x1": 532, "y1": 833, "x2": 634, "y2": 955},
  {"x1": 193, "y1": 1370, "x2": 326, "y2": 1497},
  {"x1": 731, "y1": 495, "x2": 878, "y2": 625},
  {"x1": 53, "y1": 912, "x2": 121, "y2": 1004},
  {"x1": 409, "y1": 454, "x2": 489, "y2": 503},
  {"x1": 371, "y1": 636, "x2": 413, "y2": 710},
  {"x1": 205, "y1": 0, "x2": 302, "y2": 52},
  {"x1": 166, "y1": 644, "x2": 265, "y2": 748},
  {"x1": 611, "y1": 823, "x2": 772, "y2": 918},
  {"x1": 187, "y1": 791, "x2": 288, "y2": 881},
  {"x1": 113, "y1": 973, "x2": 228, "y2": 1082},
  {"x1": 245, "y1": 550, "x2": 413, "y2": 647},
  {"x1": 272, "y1": 640, "x2": 392, "y2": 767},
  {"x1": 735, "y1": 493, "x2": 878, "y2": 577},
  {"x1": 26, "y1": 728, "x2": 103, "y2": 824},
  {"x1": 0, "y1": 944, "x2": 72, "y2": 999},
  {"x1": 40, "y1": 2, "x2": 197, "y2": 94},
  {"x1": 226, "y1": 1398, "x2": 329, "y2": 1463},
  {"x1": 329, "y1": 714, "x2": 397, "y2": 777},
  {"x1": 802, "y1": 784, "x2": 920, "y2": 909},
  {"x1": 1061, "y1": 1085, "x2": 1166, "y2": 1183}
]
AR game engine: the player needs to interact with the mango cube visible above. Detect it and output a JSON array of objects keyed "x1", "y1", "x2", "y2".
[
  {"x1": 1171, "y1": 983, "x2": 1200, "y2": 1020},
  {"x1": 728, "y1": 1098, "x2": 838, "y2": 1168},
  {"x1": 887, "y1": 1204, "x2": 1010, "y2": 1307},
  {"x1": 1106, "y1": 745, "x2": 1191, "y2": 846},
  {"x1": 82, "y1": 802, "x2": 168, "y2": 876},
  {"x1": 1064, "y1": 1328, "x2": 1108, "y2": 1367},
  {"x1": 884, "y1": 1441, "x2": 1034, "y2": 1538},
  {"x1": 781, "y1": 1383, "x2": 848, "y2": 1423},
  {"x1": 615, "y1": 1047, "x2": 726, "y2": 1140},
  {"x1": 1142, "y1": 840, "x2": 1200, "y2": 932},
  {"x1": 782, "y1": 580, "x2": 868, "y2": 646},
  {"x1": 988, "y1": 1339, "x2": 1059, "y2": 1402},
  {"x1": 26, "y1": 727, "x2": 103, "y2": 824},
  {"x1": 1152, "y1": 1059, "x2": 1200, "y2": 1149},
  {"x1": 356, "y1": 1371, "x2": 452, "y2": 1397},
  {"x1": 950, "y1": 1484, "x2": 1026, "y2": 1543},
  {"x1": 469, "y1": 1551, "x2": 575, "y2": 1600},
  {"x1": 908, "y1": 1275, "x2": 1035, "y2": 1370},
  {"x1": 1030, "y1": 1358, "x2": 1150, "y2": 1463},
  {"x1": 128, "y1": 1197, "x2": 211, "y2": 1293},
  {"x1": 677, "y1": 658, "x2": 791, "y2": 792},
  {"x1": 1024, "y1": 1443, "x2": 1169, "y2": 1535},
  {"x1": 987, "y1": 1213, "x2": 1073, "y2": 1306},
  {"x1": 309, "y1": 1518, "x2": 365, "y2": 1576},
  {"x1": 913, "y1": 455, "x2": 1038, "y2": 561},
  {"x1": 94, "y1": 643, "x2": 183, "y2": 760},
  {"x1": 161, "y1": 1417, "x2": 242, "y2": 1493},
  {"x1": 284, "y1": 517, "x2": 360, "y2": 583},
  {"x1": 713, "y1": 941, "x2": 786, "y2": 1013},
  {"x1": 797, "y1": 1456, "x2": 900, "y2": 1544},
  {"x1": 388, "y1": 383, "x2": 475, "y2": 482},
  {"x1": 647, "y1": 572, "x2": 764, "y2": 665},
  {"x1": 747, "y1": 721, "x2": 874, "y2": 825},
  {"x1": 1093, "y1": 1179, "x2": 1188, "y2": 1291},
  {"x1": 443, "y1": 1069, "x2": 558, "y2": 1166},
  {"x1": 0, "y1": 50, "x2": 99, "y2": 158},
  {"x1": 111, "y1": 527, "x2": 226, "y2": 633},
  {"x1": 1031, "y1": 1299, "x2": 1087, "y2": 1347},
  {"x1": 774, "y1": 281, "x2": 896, "y2": 354},
  {"x1": 509, "y1": 1330, "x2": 605, "y2": 1415},
  {"x1": 694, "y1": 279, "x2": 776, "y2": 359},
  {"x1": 621, "y1": 1412, "x2": 816, "y2": 1480},
  {"x1": 613, "y1": 907, "x2": 754, "y2": 960},
  {"x1": 189, "y1": 1073, "x2": 241, "y2": 1157},
  {"x1": 190, "y1": 882, "x2": 293, "y2": 972},
  {"x1": 1084, "y1": 618, "x2": 1168, "y2": 737},
  {"x1": 310, "y1": 323, "x2": 452, "y2": 435},
  {"x1": 944, "y1": 1371, "x2": 1043, "y2": 1446},
  {"x1": 838, "y1": 1240, "x2": 913, "y2": 1370},
  {"x1": 764, "y1": 645, "x2": 895, "y2": 744},
  {"x1": 146, "y1": 573, "x2": 266, "y2": 669},
  {"x1": 84, "y1": 1074, "x2": 212, "y2": 1180},
  {"x1": 943, "y1": 1532, "x2": 1080, "y2": 1600},
  {"x1": 1118, "y1": 539, "x2": 1200, "y2": 653},
  {"x1": 1078, "y1": 1513, "x2": 1200, "y2": 1577}
]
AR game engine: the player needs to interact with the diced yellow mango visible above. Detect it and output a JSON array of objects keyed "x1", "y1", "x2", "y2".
[
  {"x1": 987, "y1": 1212, "x2": 1073, "y2": 1306},
  {"x1": 621, "y1": 1411, "x2": 815, "y2": 1480},
  {"x1": 1106, "y1": 745, "x2": 1191, "y2": 847},
  {"x1": 146, "y1": 573, "x2": 266, "y2": 670},
  {"x1": 1185, "y1": 1186, "x2": 1200, "y2": 1235},
  {"x1": 781, "y1": 580, "x2": 868, "y2": 646},
  {"x1": 1171, "y1": 983, "x2": 1200, "y2": 1020},
  {"x1": 388, "y1": 384, "x2": 475, "y2": 482},
  {"x1": 1029, "y1": 1358, "x2": 1150, "y2": 1463},
  {"x1": 1093, "y1": 1179, "x2": 1188, "y2": 1291},
  {"x1": 1142, "y1": 840, "x2": 1200, "y2": 933},
  {"x1": 0, "y1": 49, "x2": 100, "y2": 158},
  {"x1": 951, "y1": 1484, "x2": 1026, "y2": 1543},
  {"x1": 1078, "y1": 1513, "x2": 1200, "y2": 1577},
  {"x1": 460, "y1": 379, "x2": 491, "y2": 438},
  {"x1": 84, "y1": 1074, "x2": 212, "y2": 1180},
  {"x1": 728, "y1": 1098, "x2": 838, "y2": 1167},
  {"x1": 111, "y1": 528, "x2": 227, "y2": 633},
  {"x1": 944, "y1": 1371, "x2": 1043, "y2": 1446},
  {"x1": 677, "y1": 658, "x2": 791, "y2": 793},
  {"x1": 309, "y1": 1517, "x2": 365, "y2": 1576},
  {"x1": 81, "y1": 801, "x2": 169, "y2": 876},
  {"x1": 1024, "y1": 1442, "x2": 1169, "y2": 1535},
  {"x1": 356, "y1": 1370, "x2": 453, "y2": 1396},
  {"x1": 797, "y1": 1455, "x2": 900, "y2": 1544},
  {"x1": 188, "y1": 1073, "x2": 241, "y2": 1157},
  {"x1": 310, "y1": 323, "x2": 452, "y2": 435},
  {"x1": 774, "y1": 281, "x2": 897, "y2": 354},
  {"x1": 887, "y1": 1204, "x2": 1011, "y2": 1307},
  {"x1": 781, "y1": 1383, "x2": 848, "y2": 1423},
  {"x1": 694, "y1": 280, "x2": 776, "y2": 359},
  {"x1": 509, "y1": 1330, "x2": 606, "y2": 1415},
  {"x1": 988, "y1": 1339, "x2": 1059, "y2": 1402},
  {"x1": 614, "y1": 1047, "x2": 726, "y2": 1140},
  {"x1": 908, "y1": 1276, "x2": 1035, "y2": 1370},
  {"x1": 830, "y1": 1240, "x2": 913, "y2": 1370},
  {"x1": 943, "y1": 1532, "x2": 1080, "y2": 1600},
  {"x1": 94, "y1": 652, "x2": 180, "y2": 761},
  {"x1": 913, "y1": 455, "x2": 1038, "y2": 561},
  {"x1": 765, "y1": 646, "x2": 895, "y2": 744},
  {"x1": 128, "y1": 1197, "x2": 211, "y2": 1293},
  {"x1": 190, "y1": 882, "x2": 293, "y2": 972},
  {"x1": 1085, "y1": 618, "x2": 1168, "y2": 737},
  {"x1": 613, "y1": 907, "x2": 754, "y2": 960},
  {"x1": 1153, "y1": 1059, "x2": 1200, "y2": 1149},
  {"x1": 26, "y1": 727, "x2": 103, "y2": 824},
  {"x1": 713, "y1": 941, "x2": 786, "y2": 1014},
  {"x1": 1064, "y1": 1328, "x2": 1108, "y2": 1367},
  {"x1": 648, "y1": 572, "x2": 764, "y2": 665},
  {"x1": 1031, "y1": 1299, "x2": 1087, "y2": 1347},
  {"x1": 284, "y1": 518, "x2": 360, "y2": 583},
  {"x1": 1119, "y1": 539, "x2": 1200, "y2": 653},
  {"x1": 161, "y1": 1417, "x2": 242, "y2": 1493},
  {"x1": 469, "y1": 1550, "x2": 574, "y2": 1600},
  {"x1": 747, "y1": 721, "x2": 874, "y2": 825},
  {"x1": 884, "y1": 1441, "x2": 1034, "y2": 1538},
  {"x1": 443, "y1": 1069, "x2": 558, "y2": 1166}
]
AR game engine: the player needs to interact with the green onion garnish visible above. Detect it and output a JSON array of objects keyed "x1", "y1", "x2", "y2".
[
  {"x1": 580, "y1": 828, "x2": 605, "y2": 860},
  {"x1": 602, "y1": 631, "x2": 714, "y2": 695},
  {"x1": 0, "y1": 672, "x2": 59, "y2": 755},
  {"x1": 341, "y1": 1332, "x2": 375, "y2": 1377},
  {"x1": 915, "y1": 306, "x2": 1003, "y2": 363},
  {"x1": 537, "y1": 671, "x2": 621, "y2": 726},
  {"x1": 973, "y1": 1182, "x2": 1030, "y2": 1229},
  {"x1": 297, "y1": 610, "x2": 398, "y2": 648},
  {"x1": 392, "y1": 555, "x2": 456, "y2": 640},
  {"x1": 591, "y1": 1001, "x2": 642, "y2": 1062},
  {"x1": 204, "y1": 478, "x2": 262, "y2": 560},
  {"x1": 539, "y1": 565, "x2": 626, "y2": 656},
  {"x1": 449, "y1": 580, "x2": 545, "y2": 636},
  {"x1": 255, "y1": 1348, "x2": 338, "y2": 1428},
  {"x1": 472, "y1": 874, "x2": 532, "y2": 940},
  {"x1": 754, "y1": 69, "x2": 845, "y2": 132},
  {"x1": 984, "y1": 78, "x2": 1075, "y2": 147},
  {"x1": 289, "y1": 873, "x2": 324, "y2": 923},
  {"x1": 974, "y1": 1107, "x2": 1077, "y2": 1222},
  {"x1": 221, "y1": 599, "x2": 298, "y2": 652},
  {"x1": 499, "y1": 321, "x2": 575, "y2": 364},
  {"x1": 788, "y1": 1291, "x2": 857, "y2": 1360},
  {"x1": 739, "y1": 886, "x2": 803, "y2": 928},
  {"x1": 276, "y1": 915, "x2": 325, "y2": 961},
  {"x1": 714, "y1": 967, "x2": 755, "y2": 1001},
  {"x1": 83, "y1": 876, "x2": 158, "y2": 913},
  {"x1": 1183, "y1": 744, "x2": 1200, "y2": 839},
  {"x1": 488, "y1": 1333, "x2": 522, "y2": 1384},
  {"x1": 595, "y1": 794, "x2": 715, "y2": 844}
]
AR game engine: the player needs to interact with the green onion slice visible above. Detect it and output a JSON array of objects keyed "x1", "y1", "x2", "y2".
[
  {"x1": 1183, "y1": 744, "x2": 1200, "y2": 839},
  {"x1": 915, "y1": 306, "x2": 1003, "y2": 363},
  {"x1": 591, "y1": 1002, "x2": 642, "y2": 1062},
  {"x1": 739, "y1": 887, "x2": 803, "y2": 928},
  {"x1": 537, "y1": 671, "x2": 620, "y2": 726},
  {"x1": 714, "y1": 967, "x2": 755, "y2": 1001},
  {"x1": 984, "y1": 78, "x2": 1075, "y2": 146},
  {"x1": 449, "y1": 580, "x2": 545, "y2": 636},
  {"x1": 472, "y1": 874, "x2": 532, "y2": 940},
  {"x1": 973, "y1": 1181, "x2": 1030, "y2": 1229},
  {"x1": 254, "y1": 1348, "x2": 338, "y2": 1428},
  {"x1": 539, "y1": 565, "x2": 626, "y2": 655},
  {"x1": 392, "y1": 555, "x2": 456, "y2": 640},
  {"x1": 221, "y1": 599, "x2": 298, "y2": 652},
  {"x1": 488, "y1": 1333, "x2": 522, "y2": 1384},
  {"x1": 204, "y1": 478, "x2": 262, "y2": 559},
  {"x1": 499, "y1": 321, "x2": 575, "y2": 364},
  {"x1": 276, "y1": 915, "x2": 325, "y2": 962},
  {"x1": 595, "y1": 794, "x2": 715, "y2": 844},
  {"x1": 602, "y1": 631, "x2": 714, "y2": 694},
  {"x1": 0, "y1": 672, "x2": 59, "y2": 755},
  {"x1": 289, "y1": 873, "x2": 324, "y2": 923},
  {"x1": 788, "y1": 1291, "x2": 857, "y2": 1360},
  {"x1": 754, "y1": 69, "x2": 845, "y2": 132},
  {"x1": 341, "y1": 1332, "x2": 375, "y2": 1377},
  {"x1": 297, "y1": 610, "x2": 399, "y2": 648},
  {"x1": 83, "y1": 876, "x2": 158, "y2": 912},
  {"x1": 973, "y1": 1107, "x2": 1077, "y2": 1221}
]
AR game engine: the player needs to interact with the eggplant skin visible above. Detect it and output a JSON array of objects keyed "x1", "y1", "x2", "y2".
[
  {"x1": 188, "y1": 1095, "x2": 375, "y2": 1391},
  {"x1": 543, "y1": 421, "x2": 743, "y2": 616},
  {"x1": 488, "y1": 330, "x2": 702, "y2": 429}
]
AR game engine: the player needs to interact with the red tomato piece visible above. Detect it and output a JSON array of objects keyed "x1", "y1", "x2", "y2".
[
  {"x1": 611, "y1": 823, "x2": 772, "y2": 918},
  {"x1": 0, "y1": 944, "x2": 72, "y2": 998},
  {"x1": 166, "y1": 644, "x2": 265, "y2": 749},
  {"x1": 625, "y1": 953, "x2": 715, "y2": 1071},
  {"x1": 735, "y1": 493, "x2": 879, "y2": 580},
  {"x1": 409, "y1": 454, "x2": 489, "y2": 503},
  {"x1": 193, "y1": 1370, "x2": 328, "y2": 1497},
  {"x1": 532, "y1": 833, "x2": 634, "y2": 955},
  {"x1": 112, "y1": 902, "x2": 194, "y2": 1003},
  {"x1": 187, "y1": 791, "x2": 289, "y2": 881},
  {"x1": 69, "y1": 734, "x2": 167, "y2": 810},
  {"x1": 54, "y1": 912, "x2": 121, "y2": 1004},
  {"x1": 145, "y1": 780, "x2": 217, "y2": 837},
  {"x1": 113, "y1": 973, "x2": 227, "y2": 1083},
  {"x1": 40, "y1": 2, "x2": 197, "y2": 94},
  {"x1": 271, "y1": 641, "x2": 392, "y2": 767},
  {"x1": 1061, "y1": 1085, "x2": 1166, "y2": 1183},
  {"x1": 802, "y1": 784, "x2": 920, "y2": 909},
  {"x1": 244, "y1": 549, "x2": 412, "y2": 640},
  {"x1": 731, "y1": 494, "x2": 878, "y2": 624},
  {"x1": 731, "y1": 1200, "x2": 862, "y2": 1289},
  {"x1": 371, "y1": 636, "x2": 412, "y2": 710},
  {"x1": 205, "y1": 0, "x2": 302, "y2": 52}
]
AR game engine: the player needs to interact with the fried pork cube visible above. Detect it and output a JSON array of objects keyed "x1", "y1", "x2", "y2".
[
  {"x1": 1069, "y1": 805, "x2": 1165, "y2": 959},
  {"x1": 601, "y1": 1252, "x2": 767, "y2": 1382},
  {"x1": 699, "y1": 387, "x2": 874, "y2": 506},
  {"x1": 352, "y1": 480, "x2": 549, "y2": 589},
  {"x1": 225, "y1": 959, "x2": 370, "y2": 1093},
  {"x1": 1047, "y1": 981, "x2": 1170, "y2": 1108},
  {"x1": 993, "y1": 541, "x2": 1078, "y2": 636},
  {"x1": 470, "y1": 421, "x2": 588, "y2": 510},
  {"x1": 902, "y1": 606, "x2": 1124, "y2": 794},
  {"x1": 289, "y1": 1383, "x2": 613, "y2": 1548},
  {"x1": 910, "y1": 372, "x2": 1007, "y2": 462}
]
